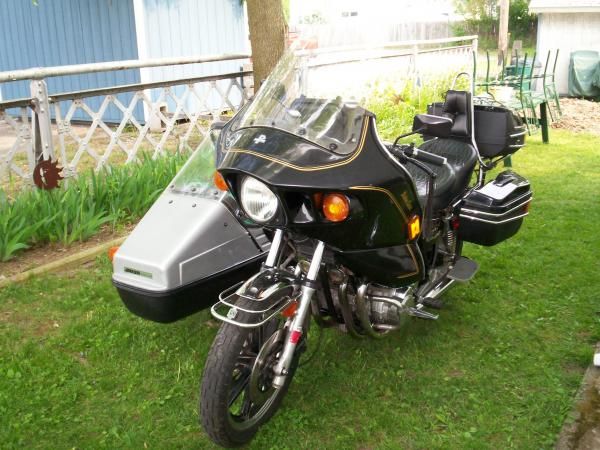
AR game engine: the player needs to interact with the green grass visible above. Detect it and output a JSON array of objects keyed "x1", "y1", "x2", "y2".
[
  {"x1": 0, "y1": 129, "x2": 599, "y2": 449},
  {"x1": 0, "y1": 153, "x2": 187, "y2": 261}
]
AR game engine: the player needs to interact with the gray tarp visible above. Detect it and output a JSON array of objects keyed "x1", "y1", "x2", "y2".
[{"x1": 568, "y1": 50, "x2": 600, "y2": 99}]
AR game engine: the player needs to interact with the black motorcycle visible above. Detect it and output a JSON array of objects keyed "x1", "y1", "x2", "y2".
[{"x1": 198, "y1": 48, "x2": 532, "y2": 447}]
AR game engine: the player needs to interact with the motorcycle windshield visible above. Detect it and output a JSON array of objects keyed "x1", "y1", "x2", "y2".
[
  {"x1": 231, "y1": 45, "x2": 419, "y2": 155},
  {"x1": 170, "y1": 133, "x2": 221, "y2": 198}
]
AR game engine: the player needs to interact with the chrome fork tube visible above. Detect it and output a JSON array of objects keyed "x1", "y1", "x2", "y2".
[
  {"x1": 264, "y1": 229, "x2": 284, "y2": 268},
  {"x1": 272, "y1": 240, "x2": 325, "y2": 389}
]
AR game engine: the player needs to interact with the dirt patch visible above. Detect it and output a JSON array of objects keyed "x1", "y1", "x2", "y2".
[
  {"x1": 0, "y1": 307, "x2": 59, "y2": 338},
  {"x1": 552, "y1": 98, "x2": 600, "y2": 136},
  {"x1": 0, "y1": 223, "x2": 134, "y2": 280}
]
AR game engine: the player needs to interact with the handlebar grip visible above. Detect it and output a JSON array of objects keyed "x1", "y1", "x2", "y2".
[{"x1": 412, "y1": 148, "x2": 447, "y2": 166}]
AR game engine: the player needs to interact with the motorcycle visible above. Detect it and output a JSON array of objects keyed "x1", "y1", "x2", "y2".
[{"x1": 116, "y1": 44, "x2": 532, "y2": 447}]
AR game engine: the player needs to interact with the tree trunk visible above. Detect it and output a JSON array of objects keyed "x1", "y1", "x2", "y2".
[{"x1": 246, "y1": 0, "x2": 287, "y2": 91}]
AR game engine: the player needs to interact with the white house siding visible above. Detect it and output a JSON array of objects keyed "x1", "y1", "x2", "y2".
[{"x1": 536, "y1": 13, "x2": 600, "y2": 94}]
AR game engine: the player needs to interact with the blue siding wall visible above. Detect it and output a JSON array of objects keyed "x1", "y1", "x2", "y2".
[
  {"x1": 139, "y1": 0, "x2": 248, "y2": 113},
  {"x1": 0, "y1": 0, "x2": 142, "y2": 122}
]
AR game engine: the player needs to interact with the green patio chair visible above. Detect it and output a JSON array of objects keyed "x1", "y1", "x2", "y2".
[
  {"x1": 503, "y1": 53, "x2": 540, "y2": 135},
  {"x1": 546, "y1": 50, "x2": 562, "y2": 120}
]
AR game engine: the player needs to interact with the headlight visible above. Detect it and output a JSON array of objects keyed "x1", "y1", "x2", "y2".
[{"x1": 240, "y1": 176, "x2": 279, "y2": 223}]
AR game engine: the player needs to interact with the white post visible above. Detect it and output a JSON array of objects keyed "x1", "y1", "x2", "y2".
[{"x1": 30, "y1": 79, "x2": 54, "y2": 164}]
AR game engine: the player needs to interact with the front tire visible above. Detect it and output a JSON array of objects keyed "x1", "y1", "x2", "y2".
[{"x1": 200, "y1": 299, "x2": 298, "y2": 447}]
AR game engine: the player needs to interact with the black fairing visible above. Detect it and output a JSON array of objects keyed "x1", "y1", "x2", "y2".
[{"x1": 218, "y1": 116, "x2": 425, "y2": 285}]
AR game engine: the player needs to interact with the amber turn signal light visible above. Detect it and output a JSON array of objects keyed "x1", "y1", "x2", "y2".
[
  {"x1": 108, "y1": 246, "x2": 119, "y2": 262},
  {"x1": 281, "y1": 301, "x2": 298, "y2": 318},
  {"x1": 213, "y1": 171, "x2": 228, "y2": 191},
  {"x1": 407, "y1": 215, "x2": 421, "y2": 240},
  {"x1": 322, "y1": 193, "x2": 350, "y2": 222}
]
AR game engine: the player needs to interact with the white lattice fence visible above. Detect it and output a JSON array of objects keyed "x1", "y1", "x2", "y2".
[
  {"x1": 0, "y1": 105, "x2": 33, "y2": 184},
  {"x1": 52, "y1": 74, "x2": 251, "y2": 179},
  {"x1": 0, "y1": 53, "x2": 252, "y2": 189}
]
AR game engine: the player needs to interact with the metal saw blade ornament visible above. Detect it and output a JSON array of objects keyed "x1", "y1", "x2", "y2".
[{"x1": 33, "y1": 159, "x2": 64, "y2": 190}]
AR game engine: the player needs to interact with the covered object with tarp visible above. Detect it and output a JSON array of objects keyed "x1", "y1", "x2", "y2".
[{"x1": 568, "y1": 50, "x2": 600, "y2": 98}]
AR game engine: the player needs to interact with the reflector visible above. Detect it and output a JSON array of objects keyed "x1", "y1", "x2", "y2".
[
  {"x1": 108, "y1": 246, "x2": 119, "y2": 262},
  {"x1": 408, "y1": 215, "x2": 421, "y2": 240},
  {"x1": 213, "y1": 171, "x2": 228, "y2": 191}
]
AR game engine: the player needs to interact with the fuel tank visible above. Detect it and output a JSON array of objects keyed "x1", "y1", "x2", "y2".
[{"x1": 112, "y1": 190, "x2": 269, "y2": 323}]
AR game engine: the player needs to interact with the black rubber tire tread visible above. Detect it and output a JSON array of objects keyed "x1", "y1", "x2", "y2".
[{"x1": 199, "y1": 298, "x2": 297, "y2": 448}]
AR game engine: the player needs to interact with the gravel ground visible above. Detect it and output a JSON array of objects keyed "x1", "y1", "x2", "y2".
[{"x1": 551, "y1": 98, "x2": 600, "y2": 136}]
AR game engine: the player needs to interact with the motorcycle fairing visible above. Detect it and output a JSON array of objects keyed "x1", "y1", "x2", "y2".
[{"x1": 219, "y1": 116, "x2": 426, "y2": 285}]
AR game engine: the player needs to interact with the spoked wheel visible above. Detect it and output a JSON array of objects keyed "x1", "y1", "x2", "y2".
[{"x1": 200, "y1": 298, "x2": 298, "y2": 447}]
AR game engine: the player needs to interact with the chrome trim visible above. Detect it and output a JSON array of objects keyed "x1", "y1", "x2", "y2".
[
  {"x1": 220, "y1": 283, "x2": 295, "y2": 314},
  {"x1": 509, "y1": 144, "x2": 525, "y2": 149},
  {"x1": 354, "y1": 284, "x2": 390, "y2": 339},
  {"x1": 210, "y1": 300, "x2": 293, "y2": 329},
  {"x1": 460, "y1": 197, "x2": 532, "y2": 218},
  {"x1": 500, "y1": 192, "x2": 532, "y2": 208},
  {"x1": 460, "y1": 211, "x2": 529, "y2": 224},
  {"x1": 509, "y1": 130, "x2": 527, "y2": 138},
  {"x1": 337, "y1": 281, "x2": 365, "y2": 339},
  {"x1": 420, "y1": 277, "x2": 456, "y2": 300}
]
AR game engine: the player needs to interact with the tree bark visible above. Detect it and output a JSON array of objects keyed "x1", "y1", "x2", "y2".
[{"x1": 246, "y1": 0, "x2": 287, "y2": 90}]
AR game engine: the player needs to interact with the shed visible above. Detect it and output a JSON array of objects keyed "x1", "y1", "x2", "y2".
[
  {"x1": 530, "y1": 0, "x2": 600, "y2": 95},
  {"x1": 0, "y1": 0, "x2": 248, "y2": 122}
]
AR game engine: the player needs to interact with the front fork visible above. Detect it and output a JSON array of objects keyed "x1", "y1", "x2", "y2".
[{"x1": 267, "y1": 230, "x2": 325, "y2": 389}]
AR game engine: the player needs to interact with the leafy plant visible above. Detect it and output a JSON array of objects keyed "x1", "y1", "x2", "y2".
[
  {"x1": 366, "y1": 73, "x2": 470, "y2": 141},
  {"x1": 0, "y1": 152, "x2": 187, "y2": 261}
]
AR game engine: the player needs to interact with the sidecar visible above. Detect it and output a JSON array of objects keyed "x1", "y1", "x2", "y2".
[{"x1": 112, "y1": 135, "x2": 270, "y2": 323}]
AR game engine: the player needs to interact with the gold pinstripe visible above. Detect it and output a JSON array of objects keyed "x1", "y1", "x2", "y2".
[
  {"x1": 226, "y1": 119, "x2": 369, "y2": 172},
  {"x1": 349, "y1": 185, "x2": 408, "y2": 221},
  {"x1": 349, "y1": 185, "x2": 420, "y2": 278}
]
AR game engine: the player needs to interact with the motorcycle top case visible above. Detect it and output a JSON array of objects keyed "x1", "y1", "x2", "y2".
[
  {"x1": 428, "y1": 102, "x2": 526, "y2": 158},
  {"x1": 458, "y1": 171, "x2": 532, "y2": 246}
]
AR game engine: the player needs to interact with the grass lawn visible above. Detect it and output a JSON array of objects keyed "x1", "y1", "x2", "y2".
[{"x1": 1, "y1": 129, "x2": 599, "y2": 449}]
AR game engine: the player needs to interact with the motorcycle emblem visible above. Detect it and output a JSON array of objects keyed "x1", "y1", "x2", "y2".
[{"x1": 253, "y1": 134, "x2": 267, "y2": 145}]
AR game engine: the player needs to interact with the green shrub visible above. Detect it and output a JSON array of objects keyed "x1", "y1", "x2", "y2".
[
  {"x1": 0, "y1": 153, "x2": 187, "y2": 262},
  {"x1": 366, "y1": 73, "x2": 470, "y2": 141}
]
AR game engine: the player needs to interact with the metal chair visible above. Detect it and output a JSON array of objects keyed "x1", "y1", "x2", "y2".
[
  {"x1": 503, "y1": 53, "x2": 540, "y2": 135},
  {"x1": 543, "y1": 49, "x2": 562, "y2": 121}
]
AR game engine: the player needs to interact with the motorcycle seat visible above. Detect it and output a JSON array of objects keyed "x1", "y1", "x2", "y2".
[{"x1": 405, "y1": 138, "x2": 478, "y2": 211}]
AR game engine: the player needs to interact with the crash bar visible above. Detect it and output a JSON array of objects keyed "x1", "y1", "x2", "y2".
[{"x1": 0, "y1": 53, "x2": 251, "y2": 83}]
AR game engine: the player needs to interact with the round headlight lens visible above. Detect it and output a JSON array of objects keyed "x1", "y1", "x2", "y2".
[{"x1": 240, "y1": 177, "x2": 279, "y2": 223}]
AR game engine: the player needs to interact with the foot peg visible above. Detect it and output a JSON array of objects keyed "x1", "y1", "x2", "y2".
[
  {"x1": 447, "y1": 257, "x2": 479, "y2": 282},
  {"x1": 409, "y1": 304, "x2": 438, "y2": 320}
]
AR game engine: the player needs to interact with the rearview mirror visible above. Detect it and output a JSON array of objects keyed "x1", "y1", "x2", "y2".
[{"x1": 412, "y1": 114, "x2": 453, "y2": 138}]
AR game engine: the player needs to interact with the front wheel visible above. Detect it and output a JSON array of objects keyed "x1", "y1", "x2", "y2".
[{"x1": 200, "y1": 299, "x2": 298, "y2": 447}]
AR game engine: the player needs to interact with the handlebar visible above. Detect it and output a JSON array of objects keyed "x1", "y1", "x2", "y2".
[{"x1": 402, "y1": 145, "x2": 447, "y2": 167}]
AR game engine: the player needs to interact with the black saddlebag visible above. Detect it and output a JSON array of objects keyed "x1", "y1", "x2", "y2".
[
  {"x1": 458, "y1": 171, "x2": 532, "y2": 246},
  {"x1": 427, "y1": 102, "x2": 526, "y2": 158}
]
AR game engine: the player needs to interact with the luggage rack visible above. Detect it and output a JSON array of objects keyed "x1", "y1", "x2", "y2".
[{"x1": 210, "y1": 274, "x2": 299, "y2": 328}]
